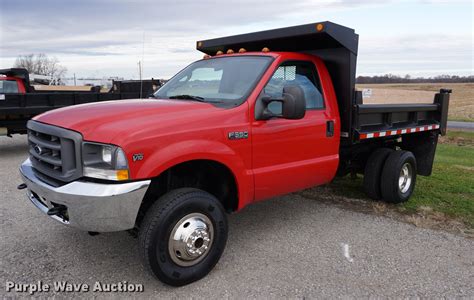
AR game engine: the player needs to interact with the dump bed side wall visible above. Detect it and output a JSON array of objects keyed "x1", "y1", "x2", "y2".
[
  {"x1": 0, "y1": 92, "x2": 142, "y2": 135},
  {"x1": 353, "y1": 90, "x2": 450, "y2": 138}
]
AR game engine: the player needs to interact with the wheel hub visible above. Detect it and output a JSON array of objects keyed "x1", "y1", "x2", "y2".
[
  {"x1": 398, "y1": 163, "x2": 413, "y2": 194},
  {"x1": 169, "y1": 213, "x2": 214, "y2": 267}
]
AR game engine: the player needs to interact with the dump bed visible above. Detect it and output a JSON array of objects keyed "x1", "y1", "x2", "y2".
[
  {"x1": 197, "y1": 22, "x2": 450, "y2": 144},
  {"x1": 0, "y1": 69, "x2": 161, "y2": 135},
  {"x1": 0, "y1": 92, "x2": 141, "y2": 136}
]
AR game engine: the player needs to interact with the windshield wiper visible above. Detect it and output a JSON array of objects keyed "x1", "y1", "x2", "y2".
[
  {"x1": 169, "y1": 95, "x2": 205, "y2": 101},
  {"x1": 168, "y1": 95, "x2": 222, "y2": 103}
]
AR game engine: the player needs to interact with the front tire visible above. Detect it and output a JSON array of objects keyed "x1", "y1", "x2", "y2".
[
  {"x1": 380, "y1": 150, "x2": 417, "y2": 203},
  {"x1": 139, "y1": 188, "x2": 228, "y2": 286}
]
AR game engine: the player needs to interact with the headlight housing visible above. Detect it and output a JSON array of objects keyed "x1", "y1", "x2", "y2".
[{"x1": 82, "y1": 142, "x2": 129, "y2": 181}]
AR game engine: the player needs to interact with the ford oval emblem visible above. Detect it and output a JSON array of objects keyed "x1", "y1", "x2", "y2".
[{"x1": 34, "y1": 145, "x2": 43, "y2": 155}]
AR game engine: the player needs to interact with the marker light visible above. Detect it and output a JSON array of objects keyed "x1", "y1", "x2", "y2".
[
  {"x1": 262, "y1": 47, "x2": 270, "y2": 52},
  {"x1": 116, "y1": 169, "x2": 130, "y2": 181},
  {"x1": 238, "y1": 48, "x2": 246, "y2": 53},
  {"x1": 316, "y1": 23, "x2": 324, "y2": 32},
  {"x1": 226, "y1": 49, "x2": 234, "y2": 54},
  {"x1": 216, "y1": 50, "x2": 224, "y2": 55},
  {"x1": 197, "y1": 41, "x2": 203, "y2": 48},
  {"x1": 203, "y1": 54, "x2": 211, "y2": 59}
]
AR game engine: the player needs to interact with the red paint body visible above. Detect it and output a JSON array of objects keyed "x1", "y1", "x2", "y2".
[
  {"x1": 34, "y1": 52, "x2": 340, "y2": 210},
  {"x1": 0, "y1": 77, "x2": 27, "y2": 93}
]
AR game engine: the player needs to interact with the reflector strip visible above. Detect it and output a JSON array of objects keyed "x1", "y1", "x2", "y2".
[{"x1": 359, "y1": 124, "x2": 440, "y2": 140}]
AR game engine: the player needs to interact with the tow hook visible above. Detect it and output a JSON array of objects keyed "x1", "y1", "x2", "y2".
[
  {"x1": 17, "y1": 183, "x2": 27, "y2": 190},
  {"x1": 47, "y1": 205, "x2": 67, "y2": 216}
]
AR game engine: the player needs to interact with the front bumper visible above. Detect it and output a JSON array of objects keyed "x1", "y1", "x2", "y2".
[{"x1": 19, "y1": 159, "x2": 150, "y2": 232}]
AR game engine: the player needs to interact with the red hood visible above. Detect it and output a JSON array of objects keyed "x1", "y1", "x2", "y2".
[{"x1": 34, "y1": 99, "x2": 223, "y2": 143}]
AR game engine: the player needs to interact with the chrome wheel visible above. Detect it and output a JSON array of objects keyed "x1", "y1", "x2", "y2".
[
  {"x1": 398, "y1": 163, "x2": 413, "y2": 193},
  {"x1": 168, "y1": 213, "x2": 214, "y2": 267}
]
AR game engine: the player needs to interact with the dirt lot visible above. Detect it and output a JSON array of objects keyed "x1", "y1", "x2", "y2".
[{"x1": 357, "y1": 83, "x2": 474, "y2": 122}]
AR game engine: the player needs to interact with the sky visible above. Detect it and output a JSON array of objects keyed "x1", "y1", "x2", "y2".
[{"x1": 0, "y1": 0, "x2": 472, "y2": 79}]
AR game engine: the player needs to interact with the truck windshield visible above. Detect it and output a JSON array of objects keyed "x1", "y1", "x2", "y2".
[
  {"x1": 154, "y1": 56, "x2": 272, "y2": 106},
  {"x1": 0, "y1": 80, "x2": 19, "y2": 94}
]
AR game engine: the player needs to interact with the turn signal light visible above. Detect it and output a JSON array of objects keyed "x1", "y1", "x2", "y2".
[
  {"x1": 316, "y1": 23, "x2": 324, "y2": 32},
  {"x1": 116, "y1": 170, "x2": 129, "y2": 181}
]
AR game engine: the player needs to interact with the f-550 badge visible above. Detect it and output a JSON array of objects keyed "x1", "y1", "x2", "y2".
[
  {"x1": 228, "y1": 131, "x2": 249, "y2": 140},
  {"x1": 133, "y1": 153, "x2": 144, "y2": 162}
]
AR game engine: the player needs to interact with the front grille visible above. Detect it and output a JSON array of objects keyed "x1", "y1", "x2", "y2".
[
  {"x1": 29, "y1": 130, "x2": 63, "y2": 174},
  {"x1": 27, "y1": 121, "x2": 83, "y2": 183}
]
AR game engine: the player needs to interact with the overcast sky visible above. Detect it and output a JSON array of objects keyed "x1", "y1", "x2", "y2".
[{"x1": 0, "y1": 0, "x2": 472, "y2": 79}]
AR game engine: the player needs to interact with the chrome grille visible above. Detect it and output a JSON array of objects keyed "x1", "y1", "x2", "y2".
[{"x1": 27, "y1": 121, "x2": 83, "y2": 183}]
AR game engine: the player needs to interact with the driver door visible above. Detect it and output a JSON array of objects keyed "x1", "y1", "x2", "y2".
[{"x1": 251, "y1": 60, "x2": 337, "y2": 201}]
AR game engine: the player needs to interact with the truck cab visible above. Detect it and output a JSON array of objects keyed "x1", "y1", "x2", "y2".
[
  {"x1": 18, "y1": 22, "x2": 450, "y2": 286},
  {"x1": 0, "y1": 69, "x2": 29, "y2": 95}
]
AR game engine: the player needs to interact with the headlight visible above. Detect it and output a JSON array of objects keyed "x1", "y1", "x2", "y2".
[{"x1": 82, "y1": 142, "x2": 129, "y2": 181}]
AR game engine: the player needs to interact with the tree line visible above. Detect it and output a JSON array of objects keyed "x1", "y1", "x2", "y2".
[
  {"x1": 356, "y1": 74, "x2": 473, "y2": 84},
  {"x1": 14, "y1": 54, "x2": 67, "y2": 79}
]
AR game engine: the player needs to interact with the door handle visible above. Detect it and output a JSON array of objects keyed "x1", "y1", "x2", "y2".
[{"x1": 326, "y1": 120, "x2": 334, "y2": 137}]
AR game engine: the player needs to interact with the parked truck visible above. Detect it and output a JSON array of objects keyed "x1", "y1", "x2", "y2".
[
  {"x1": 0, "y1": 68, "x2": 161, "y2": 136},
  {"x1": 18, "y1": 22, "x2": 450, "y2": 286}
]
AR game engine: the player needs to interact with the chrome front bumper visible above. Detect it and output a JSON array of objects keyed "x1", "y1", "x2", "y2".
[{"x1": 19, "y1": 159, "x2": 150, "y2": 232}]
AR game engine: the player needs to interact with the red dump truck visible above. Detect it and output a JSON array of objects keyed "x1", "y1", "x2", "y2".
[{"x1": 19, "y1": 22, "x2": 450, "y2": 286}]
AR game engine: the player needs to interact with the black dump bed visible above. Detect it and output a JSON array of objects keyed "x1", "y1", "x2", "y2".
[
  {"x1": 0, "y1": 78, "x2": 161, "y2": 136},
  {"x1": 196, "y1": 21, "x2": 450, "y2": 144}
]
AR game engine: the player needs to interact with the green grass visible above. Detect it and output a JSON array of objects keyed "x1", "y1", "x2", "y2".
[
  {"x1": 406, "y1": 144, "x2": 473, "y2": 227},
  {"x1": 445, "y1": 130, "x2": 474, "y2": 140},
  {"x1": 448, "y1": 117, "x2": 474, "y2": 122},
  {"x1": 326, "y1": 131, "x2": 474, "y2": 228}
]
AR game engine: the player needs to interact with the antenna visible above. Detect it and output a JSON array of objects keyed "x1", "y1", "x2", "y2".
[
  {"x1": 139, "y1": 31, "x2": 145, "y2": 99},
  {"x1": 138, "y1": 61, "x2": 142, "y2": 97}
]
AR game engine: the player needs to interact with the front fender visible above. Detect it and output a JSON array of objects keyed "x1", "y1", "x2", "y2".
[{"x1": 134, "y1": 139, "x2": 254, "y2": 210}]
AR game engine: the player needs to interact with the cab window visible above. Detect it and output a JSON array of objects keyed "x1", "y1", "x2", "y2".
[
  {"x1": 263, "y1": 61, "x2": 324, "y2": 114},
  {"x1": 0, "y1": 80, "x2": 19, "y2": 94}
]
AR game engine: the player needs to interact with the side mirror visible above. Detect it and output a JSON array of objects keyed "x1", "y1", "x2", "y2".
[
  {"x1": 281, "y1": 85, "x2": 306, "y2": 120},
  {"x1": 255, "y1": 85, "x2": 306, "y2": 120}
]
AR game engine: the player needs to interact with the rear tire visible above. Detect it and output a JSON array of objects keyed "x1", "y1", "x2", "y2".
[
  {"x1": 139, "y1": 188, "x2": 228, "y2": 286},
  {"x1": 363, "y1": 148, "x2": 394, "y2": 200},
  {"x1": 381, "y1": 150, "x2": 417, "y2": 203}
]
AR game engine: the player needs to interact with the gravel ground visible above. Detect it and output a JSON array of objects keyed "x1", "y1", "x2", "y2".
[{"x1": 1, "y1": 135, "x2": 473, "y2": 298}]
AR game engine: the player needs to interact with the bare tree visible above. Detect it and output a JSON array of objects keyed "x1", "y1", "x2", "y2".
[{"x1": 14, "y1": 54, "x2": 67, "y2": 79}]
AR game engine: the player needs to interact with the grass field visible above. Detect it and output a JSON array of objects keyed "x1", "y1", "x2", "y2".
[
  {"x1": 357, "y1": 83, "x2": 474, "y2": 122},
  {"x1": 299, "y1": 130, "x2": 474, "y2": 234}
]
